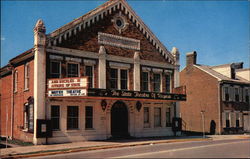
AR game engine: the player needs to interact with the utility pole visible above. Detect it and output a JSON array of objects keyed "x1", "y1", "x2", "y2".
[{"x1": 200, "y1": 110, "x2": 205, "y2": 138}]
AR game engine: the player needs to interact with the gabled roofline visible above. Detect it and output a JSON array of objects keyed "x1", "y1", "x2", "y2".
[
  {"x1": 9, "y1": 48, "x2": 34, "y2": 65},
  {"x1": 193, "y1": 65, "x2": 222, "y2": 81},
  {"x1": 46, "y1": 0, "x2": 175, "y2": 64}
]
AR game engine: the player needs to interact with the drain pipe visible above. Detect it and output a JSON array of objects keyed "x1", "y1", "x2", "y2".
[{"x1": 10, "y1": 64, "x2": 14, "y2": 140}]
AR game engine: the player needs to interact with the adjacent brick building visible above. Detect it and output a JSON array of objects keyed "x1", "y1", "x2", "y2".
[
  {"x1": 180, "y1": 52, "x2": 250, "y2": 135},
  {"x1": 0, "y1": 0, "x2": 186, "y2": 144}
]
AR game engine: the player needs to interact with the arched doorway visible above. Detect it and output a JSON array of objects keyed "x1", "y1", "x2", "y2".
[{"x1": 111, "y1": 101, "x2": 129, "y2": 138}]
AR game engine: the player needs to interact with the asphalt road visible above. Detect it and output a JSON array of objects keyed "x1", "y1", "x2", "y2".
[{"x1": 30, "y1": 139, "x2": 250, "y2": 158}]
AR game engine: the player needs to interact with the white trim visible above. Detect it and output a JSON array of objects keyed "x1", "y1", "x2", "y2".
[
  {"x1": 109, "y1": 62, "x2": 131, "y2": 69},
  {"x1": 47, "y1": 0, "x2": 174, "y2": 62},
  {"x1": 49, "y1": 55, "x2": 63, "y2": 60},
  {"x1": 83, "y1": 59, "x2": 96, "y2": 66},
  {"x1": 47, "y1": 47, "x2": 175, "y2": 69},
  {"x1": 65, "y1": 57, "x2": 82, "y2": 63}
]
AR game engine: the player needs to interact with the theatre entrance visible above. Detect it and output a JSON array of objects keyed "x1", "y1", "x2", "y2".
[{"x1": 111, "y1": 101, "x2": 129, "y2": 138}]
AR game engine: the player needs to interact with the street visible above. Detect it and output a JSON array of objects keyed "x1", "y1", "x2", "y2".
[{"x1": 30, "y1": 139, "x2": 250, "y2": 158}]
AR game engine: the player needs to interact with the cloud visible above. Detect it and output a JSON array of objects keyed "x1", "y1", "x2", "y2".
[{"x1": 1, "y1": 37, "x2": 5, "y2": 41}]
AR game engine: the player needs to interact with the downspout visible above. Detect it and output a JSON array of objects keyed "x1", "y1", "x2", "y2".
[
  {"x1": 10, "y1": 64, "x2": 14, "y2": 139},
  {"x1": 218, "y1": 81, "x2": 222, "y2": 135}
]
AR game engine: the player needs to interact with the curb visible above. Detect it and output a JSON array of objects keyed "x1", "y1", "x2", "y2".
[{"x1": 1, "y1": 138, "x2": 211, "y2": 159}]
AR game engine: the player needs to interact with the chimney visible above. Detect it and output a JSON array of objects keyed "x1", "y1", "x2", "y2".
[
  {"x1": 230, "y1": 62, "x2": 243, "y2": 79},
  {"x1": 186, "y1": 51, "x2": 197, "y2": 67}
]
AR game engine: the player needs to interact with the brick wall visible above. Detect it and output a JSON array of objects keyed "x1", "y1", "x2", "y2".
[
  {"x1": 180, "y1": 65, "x2": 220, "y2": 134},
  {"x1": 0, "y1": 74, "x2": 12, "y2": 137},
  {"x1": 0, "y1": 59, "x2": 34, "y2": 142},
  {"x1": 58, "y1": 10, "x2": 168, "y2": 63}
]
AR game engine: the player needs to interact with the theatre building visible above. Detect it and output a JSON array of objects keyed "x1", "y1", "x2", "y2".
[
  {"x1": 0, "y1": 0, "x2": 186, "y2": 145},
  {"x1": 180, "y1": 52, "x2": 250, "y2": 135}
]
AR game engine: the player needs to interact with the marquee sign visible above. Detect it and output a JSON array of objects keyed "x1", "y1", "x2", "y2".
[
  {"x1": 87, "y1": 88, "x2": 186, "y2": 101},
  {"x1": 47, "y1": 77, "x2": 88, "y2": 97},
  {"x1": 48, "y1": 89, "x2": 87, "y2": 97},
  {"x1": 48, "y1": 78, "x2": 87, "y2": 89}
]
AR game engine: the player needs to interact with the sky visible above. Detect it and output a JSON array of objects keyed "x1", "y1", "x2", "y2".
[{"x1": 1, "y1": 0, "x2": 249, "y2": 70}]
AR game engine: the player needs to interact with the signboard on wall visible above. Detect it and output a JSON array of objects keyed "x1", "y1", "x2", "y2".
[
  {"x1": 48, "y1": 78, "x2": 87, "y2": 89},
  {"x1": 48, "y1": 89, "x2": 87, "y2": 97},
  {"x1": 47, "y1": 77, "x2": 88, "y2": 97}
]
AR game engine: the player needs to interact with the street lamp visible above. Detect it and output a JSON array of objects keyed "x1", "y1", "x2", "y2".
[{"x1": 200, "y1": 110, "x2": 205, "y2": 138}]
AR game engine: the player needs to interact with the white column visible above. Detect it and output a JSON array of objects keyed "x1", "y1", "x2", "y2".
[
  {"x1": 133, "y1": 51, "x2": 140, "y2": 91},
  {"x1": 172, "y1": 47, "x2": 180, "y2": 118},
  {"x1": 33, "y1": 19, "x2": 46, "y2": 145},
  {"x1": 98, "y1": 46, "x2": 106, "y2": 89}
]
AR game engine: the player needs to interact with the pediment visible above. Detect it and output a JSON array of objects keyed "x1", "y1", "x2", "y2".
[{"x1": 47, "y1": 0, "x2": 175, "y2": 64}]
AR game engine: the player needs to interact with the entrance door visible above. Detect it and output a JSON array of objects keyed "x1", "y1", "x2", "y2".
[
  {"x1": 111, "y1": 101, "x2": 129, "y2": 137},
  {"x1": 243, "y1": 114, "x2": 250, "y2": 132}
]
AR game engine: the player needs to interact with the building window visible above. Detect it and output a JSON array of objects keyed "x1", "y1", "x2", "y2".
[
  {"x1": 51, "y1": 105, "x2": 60, "y2": 130},
  {"x1": 235, "y1": 88, "x2": 239, "y2": 102},
  {"x1": 120, "y1": 69, "x2": 128, "y2": 90},
  {"x1": 144, "y1": 107, "x2": 150, "y2": 128},
  {"x1": 166, "y1": 107, "x2": 171, "y2": 127},
  {"x1": 14, "y1": 70, "x2": 18, "y2": 92},
  {"x1": 153, "y1": 73, "x2": 161, "y2": 92},
  {"x1": 154, "y1": 107, "x2": 161, "y2": 127},
  {"x1": 141, "y1": 72, "x2": 149, "y2": 92},
  {"x1": 225, "y1": 112, "x2": 230, "y2": 128},
  {"x1": 236, "y1": 113, "x2": 240, "y2": 127},
  {"x1": 85, "y1": 66, "x2": 93, "y2": 88},
  {"x1": 224, "y1": 87, "x2": 229, "y2": 101},
  {"x1": 24, "y1": 63, "x2": 30, "y2": 90},
  {"x1": 50, "y1": 61, "x2": 61, "y2": 78},
  {"x1": 85, "y1": 106, "x2": 93, "y2": 129},
  {"x1": 67, "y1": 63, "x2": 79, "y2": 77},
  {"x1": 24, "y1": 103, "x2": 34, "y2": 132},
  {"x1": 245, "y1": 89, "x2": 249, "y2": 103},
  {"x1": 110, "y1": 68, "x2": 118, "y2": 89},
  {"x1": 165, "y1": 74, "x2": 171, "y2": 93},
  {"x1": 67, "y1": 106, "x2": 79, "y2": 130}
]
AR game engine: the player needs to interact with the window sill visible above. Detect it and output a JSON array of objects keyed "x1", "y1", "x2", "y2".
[
  {"x1": 85, "y1": 128, "x2": 95, "y2": 131},
  {"x1": 24, "y1": 89, "x2": 29, "y2": 92},
  {"x1": 66, "y1": 129, "x2": 80, "y2": 133}
]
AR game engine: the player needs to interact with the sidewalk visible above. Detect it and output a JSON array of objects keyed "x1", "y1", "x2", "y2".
[{"x1": 1, "y1": 134, "x2": 249, "y2": 159}]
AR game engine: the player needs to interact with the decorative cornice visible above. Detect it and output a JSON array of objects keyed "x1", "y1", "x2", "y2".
[{"x1": 46, "y1": 0, "x2": 175, "y2": 64}]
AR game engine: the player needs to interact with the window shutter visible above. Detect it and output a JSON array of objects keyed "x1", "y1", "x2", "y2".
[
  {"x1": 229, "y1": 87, "x2": 234, "y2": 101},
  {"x1": 222, "y1": 112, "x2": 226, "y2": 128},
  {"x1": 239, "y1": 112, "x2": 243, "y2": 127},
  {"x1": 239, "y1": 87, "x2": 242, "y2": 102},
  {"x1": 230, "y1": 112, "x2": 235, "y2": 128},
  {"x1": 222, "y1": 86, "x2": 225, "y2": 101}
]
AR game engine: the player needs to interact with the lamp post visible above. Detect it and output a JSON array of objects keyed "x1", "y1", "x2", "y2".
[{"x1": 200, "y1": 110, "x2": 205, "y2": 138}]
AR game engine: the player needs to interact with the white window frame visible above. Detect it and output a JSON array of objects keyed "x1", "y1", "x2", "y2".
[
  {"x1": 50, "y1": 60, "x2": 61, "y2": 78},
  {"x1": 66, "y1": 62, "x2": 80, "y2": 77},
  {"x1": 14, "y1": 70, "x2": 18, "y2": 93},
  {"x1": 143, "y1": 107, "x2": 150, "y2": 128},
  {"x1": 85, "y1": 65, "x2": 94, "y2": 88},
  {"x1": 154, "y1": 107, "x2": 162, "y2": 127},
  {"x1": 51, "y1": 105, "x2": 61, "y2": 131},
  {"x1": 85, "y1": 106, "x2": 94, "y2": 130},
  {"x1": 141, "y1": 71, "x2": 150, "y2": 92},
  {"x1": 109, "y1": 67, "x2": 129, "y2": 90},
  {"x1": 152, "y1": 73, "x2": 162, "y2": 92},
  {"x1": 24, "y1": 63, "x2": 30, "y2": 91},
  {"x1": 165, "y1": 73, "x2": 172, "y2": 93}
]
